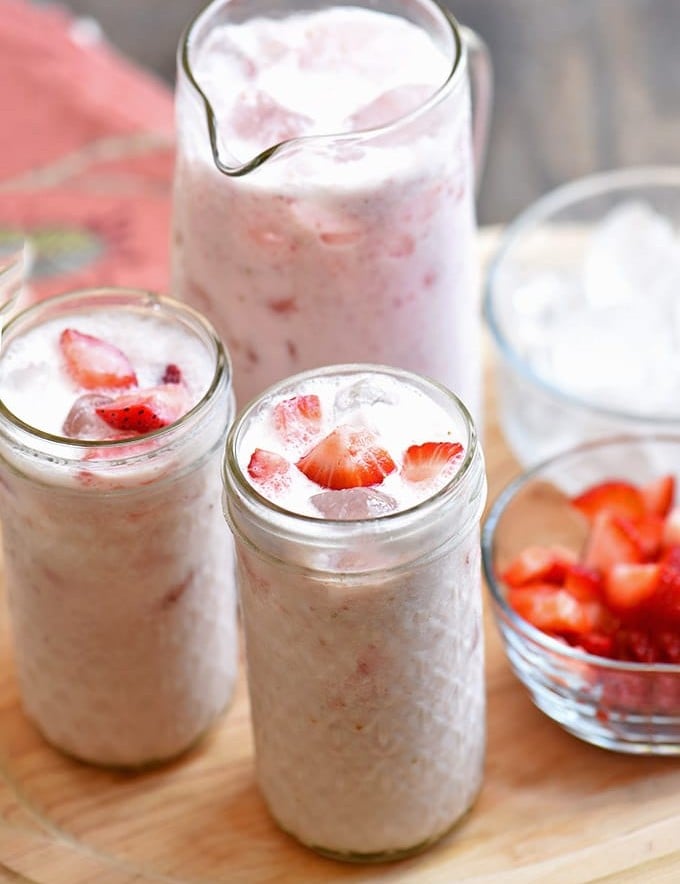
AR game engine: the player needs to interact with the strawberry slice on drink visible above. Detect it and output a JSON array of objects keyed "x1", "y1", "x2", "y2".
[
  {"x1": 60, "y1": 328, "x2": 138, "y2": 390},
  {"x1": 296, "y1": 425, "x2": 396, "y2": 490},
  {"x1": 272, "y1": 394, "x2": 322, "y2": 443},
  {"x1": 401, "y1": 441, "x2": 464, "y2": 482},
  {"x1": 96, "y1": 384, "x2": 190, "y2": 434},
  {"x1": 247, "y1": 448, "x2": 291, "y2": 485}
]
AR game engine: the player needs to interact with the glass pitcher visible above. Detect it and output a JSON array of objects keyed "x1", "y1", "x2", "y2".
[{"x1": 172, "y1": 0, "x2": 492, "y2": 417}]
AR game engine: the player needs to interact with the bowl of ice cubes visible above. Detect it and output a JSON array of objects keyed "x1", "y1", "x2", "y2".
[{"x1": 484, "y1": 166, "x2": 680, "y2": 467}]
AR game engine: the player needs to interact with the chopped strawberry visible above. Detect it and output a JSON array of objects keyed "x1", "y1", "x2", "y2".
[
  {"x1": 583, "y1": 512, "x2": 643, "y2": 572},
  {"x1": 571, "y1": 480, "x2": 645, "y2": 523},
  {"x1": 605, "y1": 562, "x2": 660, "y2": 612},
  {"x1": 657, "y1": 631, "x2": 680, "y2": 664},
  {"x1": 60, "y1": 328, "x2": 137, "y2": 390},
  {"x1": 640, "y1": 474, "x2": 675, "y2": 517},
  {"x1": 651, "y1": 545, "x2": 680, "y2": 626},
  {"x1": 95, "y1": 384, "x2": 190, "y2": 434},
  {"x1": 501, "y1": 545, "x2": 576, "y2": 589},
  {"x1": 272, "y1": 394, "x2": 322, "y2": 443},
  {"x1": 296, "y1": 425, "x2": 396, "y2": 490},
  {"x1": 663, "y1": 508, "x2": 680, "y2": 548},
  {"x1": 401, "y1": 441, "x2": 464, "y2": 482},
  {"x1": 623, "y1": 513, "x2": 664, "y2": 561},
  {"x1": 247, "y1": 448, "x2": 291, "y2": 484},
  {"x1": 162, "y1": 363, "x2": 182, "y2": 385},
  {"x1": 564, "y1": 563, "x2": 603, "y2": 601},
  {"x1": 615, "y1": 628, "x2": 660, "y2": 664},
  {"x1": 507, "y1": 585, "x2": 605, "y2": 636},
  {"x1": 576, "y1": 632, "x2": 616, "y2": 658}
]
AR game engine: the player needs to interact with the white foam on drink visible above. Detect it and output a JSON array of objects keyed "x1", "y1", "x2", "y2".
[
  {"x1": 0, "y1": 311, "x2": 214, "y2": 436},
  {"x1": 194, "y1": 6, "x2": 451, "y2": 162},
  {"x1": 239, "y1": 372, "x2": 467, "y2": 517}
]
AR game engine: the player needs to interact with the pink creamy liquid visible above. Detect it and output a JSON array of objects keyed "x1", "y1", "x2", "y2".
[
  {"x1": 0, "y1": 298, "x2": 237, "y2": 767},
  {"x1": 173, "y1": 5, "x2": 480, "y2": 414},
  {"x1": 224, "y1": 368, "x2": 486, "y2": 857}
]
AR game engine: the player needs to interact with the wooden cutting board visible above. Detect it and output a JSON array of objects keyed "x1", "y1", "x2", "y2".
[{"x1": 2, "y1": 269, "x2": 680, "y2": 884}]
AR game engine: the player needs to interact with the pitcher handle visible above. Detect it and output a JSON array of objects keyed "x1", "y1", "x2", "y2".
[{"x1": 461, "y1": 26, "x2": 493, "y2": 191}]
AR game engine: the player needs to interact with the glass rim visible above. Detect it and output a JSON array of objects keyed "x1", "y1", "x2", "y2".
[
  {"x1": 0, "y1": 286, "x2": 231, "y2": 461},
  {"x1": 481, "y1": 431, "x2": 680, "y2": 674},
  {"x1": 223, "y1": 362, "x2": 481, "y2": 533},
  {"x1": 178, "y1": 0, "x2": 465, "y2": 177},
  {"x1": 483, "y1": 164, "x2": 680, "y2": 427}
]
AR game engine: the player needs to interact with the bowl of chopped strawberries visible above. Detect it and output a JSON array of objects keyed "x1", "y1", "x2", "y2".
[{"x1": 482, "y1": 435, "x2": 680, "y2": 754}]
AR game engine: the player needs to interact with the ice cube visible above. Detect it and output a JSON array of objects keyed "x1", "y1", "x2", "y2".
[
  {"x1": 310, "y1": 487, "x2": 398, "y2": 520},
  {"x1": 62, "y1": 393, "x2": 120, "y2": 440},
  {"x1": 584, "y1": 201, "x2": 680, "y2": 309},
  {"x1": 229, "y1": 89, "x2": 313, "y2": 155},
  {"x1": 346, "y1": 84, "x2": 433, "y2": 131},
  {"x1": 334, "y1": 378, "x2": 398, "y2": 421}
]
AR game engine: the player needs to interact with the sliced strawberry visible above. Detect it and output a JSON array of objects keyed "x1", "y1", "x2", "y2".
[
  {"x1": 500, "y1": 545, "x2": 576, "y2": 589},
  {"x1": 640, "y1": 474, "x2": 675, "y2": 517},
  {"x1": 583, "y1": 512, "x2": 644, "y2": 573},
  {"x1": 296, "y1": 425, "x2": 396, "y2": 490},
  {"x1": 657, "y1": 631, "x2": 680, "y2": 664},
  {"x1": 623, "y1": 513, "x2": 664, "y2": 561},
  {"x1": 272, "y1": 394, "x2": 322, "y2": 443},
  {"x1": 162, "y1": 363, "x2": 182, "y2": 385},
  {"x1": 95, "y1": 384, "x2": 190, "y2": 434},
  {"x1": 247, "y1": 448, "x2": 291, "y2": 484},
  {"x1": 615, "y1": 628, "x2": 661, "y2": 664},
  {"x1": 571, "y1": 480, "x2": 645, "y2": 523},
  {"x1": 507, "y1": 585, "x2": 604, "y2": 636},
  {"x1": 60, "y1": 328, "x2": 137, "y2": 390},
  {"x1": 401, "y1": 441, "x2": 464, "y2": 482},
  {"x1": 663, "y1": 508, "x2": 680, "y2": 548},
  {"x1": 576, "y1": 631, "x2": 616, "y2": 658},
  {"x1": 564, "y1": 563, "x2": 604, "y2": 601},
  {"x1": 605, "y1": 562, "x2": 660, "y2": 613},
  {"x1": 650, "y1": 545, "x2": 680, "y2": 626}
]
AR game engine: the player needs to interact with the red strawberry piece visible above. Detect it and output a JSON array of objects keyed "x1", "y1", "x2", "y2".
[
  {"x1": 571, "y1": 480, "x2": 645, "y2": 523},
  {"x1": 583, "y1": 512, "x2": 644, "y2": 573},
  {"x1": 95, "y1": 384, "x2": 190, "y2": 435},
  {"x1": 615, "y1": 628, "x2": 661, "y2": 664},
  {"x1": 622, "y1": 513, "x2": 665, "y2": 561},
  {"x1": 272, "y1": 394, "x2": 322, "y2": 443},
  {"x1": 500, "y1": 545, "x2": 576, "y2": 589},
  {"x1": 507, "y1": 585, "x2": 604, "y2": 636},
  {"x1": 604, "y1": 562, "x2": 660, "y2": 613},
  {"x1": 60, "y1": 328, "x2": 137, "y2": 390},
  {"x1": 650, "y1": 545, "x2": 680, "y2": 627},
  {"x1": 162, "y1": 363, "x2": 182, "y2": 385},
  {"x1": 640, "y1": 474, "x2": 675, "y2": 517},
  {"x1": 657, "y1": 631, "x2": 680, "y2": 664},
  {"x1": 401, "y1": 441, "x2": 464, "y2": 482},
  {"x1": 576, "y1": 631, "x2": 616, "y2": 658},
  {"x1": 247, "y1": 448, "x2": 291, "y2": 484},
  {"x1": 663, "y1": 507, "x2": 680, "y2": 548},
  {"x1": 296, "y1": 425, "x2": 396, "y2": 490},
  {"x1": 564, "y1": 563, "x2": 604, "y2": 601}
]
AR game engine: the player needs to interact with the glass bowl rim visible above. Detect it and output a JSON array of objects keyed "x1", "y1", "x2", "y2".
[
  {"x1": 482, "y1": 432, "x2": 680, "y2": 674},
  {"x1": 483, "y1": 164, "x2": 680, "y2": 427}
]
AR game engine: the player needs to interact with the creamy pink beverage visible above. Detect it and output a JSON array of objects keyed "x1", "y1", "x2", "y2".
[
  {"x1": 223, "y1": 365, "x2": 487, "y2": 860},
  {"x1": 173, "y1": 0, "x2": 485, "y2": 415},
  {"x1": 0, "y1": 290, "x2": 237, "y2": 767}
]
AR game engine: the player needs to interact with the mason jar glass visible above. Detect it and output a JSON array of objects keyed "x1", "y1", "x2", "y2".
[
  {"x1": 0, "y1": 288, "x2": 238, "y2": 768},
  {"x1": 222, "y1": 364, "x2": 487, "y2": 861}
]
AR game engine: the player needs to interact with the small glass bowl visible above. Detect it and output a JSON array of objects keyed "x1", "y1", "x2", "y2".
[
  {"x1": 484, "y1": 166, "x2": 680, "y2": 467},
  {"x1": 482, "y1": 434, "x2": 680, "y2": 755}
]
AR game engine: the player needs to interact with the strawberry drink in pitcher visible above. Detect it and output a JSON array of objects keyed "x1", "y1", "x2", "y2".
[{"x1": 172, "y1": 0, "x2": 491, "y2": 415}]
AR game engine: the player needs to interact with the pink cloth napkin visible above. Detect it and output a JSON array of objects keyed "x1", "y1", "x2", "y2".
[{"x1": 0, "y1": 0, "x2": 176, "y2": 299}]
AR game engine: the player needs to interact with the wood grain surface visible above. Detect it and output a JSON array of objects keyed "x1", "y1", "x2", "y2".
[{"x1": 1, "y1": 240, "x2": 680, "y2": 883}]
